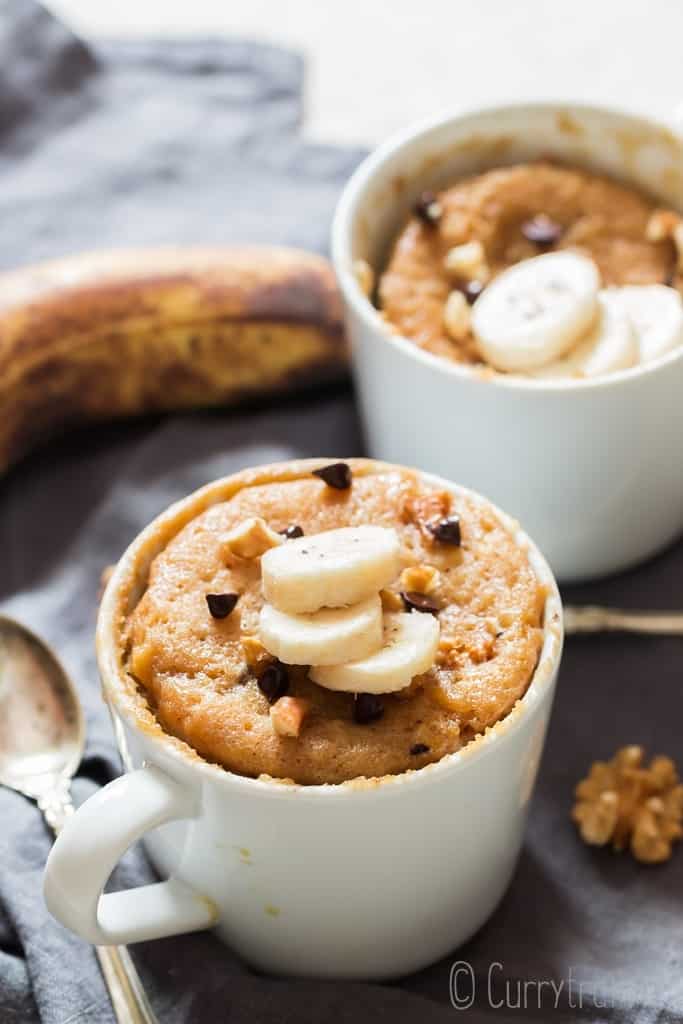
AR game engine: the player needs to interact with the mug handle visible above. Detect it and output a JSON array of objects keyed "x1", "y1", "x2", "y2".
[{"x1": 44, "y1": 764, "x2": 217, "y2": 945}]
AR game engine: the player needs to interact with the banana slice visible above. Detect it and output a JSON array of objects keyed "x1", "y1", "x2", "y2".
[
  {"x1": 605, "y1": 284, "x2": 683, "y2": 363},
  {"x1": 529, "y1": 291, "x2": 638, "y2": 379},
  {"x1": 261, "y1": 526, "x2": 401, "y2": 614},
  {"x1": 310, "y1": 611, "x2": 440, "y2": 694},
  {"x1": 259, "y1": 594, "x2": 383, "y2": 666},
  {"x1": 471, "y1": 251, "x2": 600, "y2": 371}
]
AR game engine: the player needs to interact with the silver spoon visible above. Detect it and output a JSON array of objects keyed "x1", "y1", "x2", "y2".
[
  {"x1": 563, "y1": 605, "x2": 683, "y2": 635},
  {"x1": 0, "y1": 614, "x2": 158, "y2": 1024}
]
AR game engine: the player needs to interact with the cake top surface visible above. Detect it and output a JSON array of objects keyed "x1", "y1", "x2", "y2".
[{"x1": 124, "y1": 461, "x2": 545, "y2": 784}]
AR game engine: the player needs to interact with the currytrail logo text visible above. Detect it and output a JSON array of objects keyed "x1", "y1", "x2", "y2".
[{"x1": 449, "y1": 961, "x2": 614, "y2": 1012}]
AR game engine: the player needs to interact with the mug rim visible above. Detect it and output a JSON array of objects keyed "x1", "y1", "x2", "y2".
[
  {"x1": 331, "y1": 99, "x2": 683, "y2": 393},
  {"x1": 97, "y1": 459, "x2": 563, "y2": 801}
]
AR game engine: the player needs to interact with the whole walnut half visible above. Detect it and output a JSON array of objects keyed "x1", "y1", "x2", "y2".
[{"x1": 572, "y1": 746, "x2": 683, "y2": 864}]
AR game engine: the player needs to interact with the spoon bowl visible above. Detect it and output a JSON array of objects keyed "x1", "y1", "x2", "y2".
[
  {"x1": 0, "y1": 615, "x2": 84, "y2": 799},
  {"x1": 0, "y1": 612, "x2": 159, "y2": 1023}
]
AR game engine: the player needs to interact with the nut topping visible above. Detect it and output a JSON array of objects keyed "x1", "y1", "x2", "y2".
[
  {"x1": 444, "y1": 241, "x2": 490, "y2": 282},
  {"x1": 645, "y1": 208, "x2": 681, "y2": 243},
  {"x1": 224, "y1": 517, "x2": 284, "y2": 559},
  {"x1": 270, "y1": 696, "x2": 311, "y2": 737},
  {"x1": 400, "y1": 564, "x2": 441, "y2": 594},
  {"x1": 443, "y1": 290, "x2": 471, "y2": 342},
  {"x1": 241, "y1": 635, "x2": 273, "y2": 673}
]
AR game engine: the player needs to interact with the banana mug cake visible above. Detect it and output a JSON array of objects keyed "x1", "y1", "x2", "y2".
[
  {"x1": 377, "y1": 162, "x2": 683, "y2": 378},
  {"x1": 125, "y1": 459, "x2": 545, "y2": 784}
]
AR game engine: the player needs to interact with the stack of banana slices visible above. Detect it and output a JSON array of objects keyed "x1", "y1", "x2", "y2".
[
  {"x1": 259, "y1": 525, "x2": 440, "y2": 694},
  {"x1": 470, "y1": 251, "x2": 683, "y2": 377}
]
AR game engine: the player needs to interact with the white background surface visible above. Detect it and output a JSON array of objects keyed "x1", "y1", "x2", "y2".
[{"x1": 44, "y1": 0, "x2": 683, "y2": 147}]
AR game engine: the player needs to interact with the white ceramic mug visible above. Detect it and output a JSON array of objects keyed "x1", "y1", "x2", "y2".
[
  {"x1": 332, "y1": 103, "x2": 683, "y2": 582},
  {"x1": 43, "y1": 462, "x2": 562, "y2": 979}
]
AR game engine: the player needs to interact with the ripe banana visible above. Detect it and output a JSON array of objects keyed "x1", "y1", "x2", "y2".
[
  {"x1": 529, "y1": 291, "x2": 638, "y2": 379},
  {"x1": 606, "y1": 284, "x2": 683, "y2": 363},
  {"x1": 0, "y1": 246, "x2": 347, "y2": 474},
  {"x1": 310, "y1": 611, "x2": 440, "y2": 694},
  {"x1": 471, "y1": 251, "x2": 600, "y2": 371},
  {"x1": 261, "y1": 525, "x2": 402, "y2": 614},
  {"x1": 259, "y1": 594, "x2": 383, "y2": 666}
]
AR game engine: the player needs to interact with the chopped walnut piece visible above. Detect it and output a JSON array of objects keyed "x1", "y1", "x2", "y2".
[
  {"x1": 380, "y1": 588, "x2": 404, "y2": 612},
  {"x1": 353, "y1": 258, "x2": 375, "y2": 297},
  {"x1": 572, "y1": 745, "x2": 683, "y2": 863},
  {"x1": 443, "y1": 290, "x2": 471, "y2": 342},
  {"x1": 400, "y1": 564, "x2": 441, "y2": 594},
  {"x1": 241, "y1": 635, "x2": 273, "y2": 673},
  {"x1": 444, "y1": 240, "x2": 490, "y2": 282},
  {"x1": 270, "y1": 696, "x2": 311, "y2": 738},
  {"x1": 401, "y1": 488, "x2": 451, "y2": 534},
  {"x1": 224, "y1": 517, "x2": 284, "y2": 559},
  {"x1": 645, "y1": 208, "x2": 681, "y2": 243}
]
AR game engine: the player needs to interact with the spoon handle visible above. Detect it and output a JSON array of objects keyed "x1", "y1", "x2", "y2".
[
  {"x1": 95, "y1": 946, "x2": 158, "y2": 1024},
  {"x1": 41, "y1": 788, "x2": 159, "y2": 1024},
  {"x1": 563, "y1": 604, "x2": 683, "y2": 635}
]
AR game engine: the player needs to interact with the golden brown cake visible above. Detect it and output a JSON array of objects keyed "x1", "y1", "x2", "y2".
[
  {"x1": 379, "y1": 162, "x2": 677, "y2": 364},
  {"x1": 124, "y1": 459, "x2": 545, "y2": 785}
]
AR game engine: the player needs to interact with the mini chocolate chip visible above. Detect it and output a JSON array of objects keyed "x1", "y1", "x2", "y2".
[
  {"x1": 410, "y1": 742, "x2": 430, "y2": 756},
  {"x1": 401, "y1": 591, "x2": 440, "y2": 615},
  {"x1": 312, "y1": 462, "x2": 352, "y2": 490},
  {"x1": 462, "y1": 279, "x2": 485, "y2": 305},
  {"x1": 521, "y1": 214, "x2": 563, "y2": 247},
  {"x1": 258, "y1": 662, "x2": 289, "y2": 703},
  {"x1": 280, "y1": 524, "x2": 304, "y2": 539},
  {"x1": 353, "y1": 693, "x2": 384, "y2": 725},
  {"x1": 429, "y1": 515, "x2": 462, "y2": 546},
  {"x1": 495, "y1": 630, "x2": 504, "y2": 639},
  {"x1": 206, "y1": 593, "x2": 239, "y2": 618},
  {"x1": 414, "y1": 191, "x2": 442, "y2": 226}
]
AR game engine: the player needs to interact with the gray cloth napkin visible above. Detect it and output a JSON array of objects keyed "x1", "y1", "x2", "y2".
[{"x1": 1, "y1": 2, "x2": 682, "y2": 1021}]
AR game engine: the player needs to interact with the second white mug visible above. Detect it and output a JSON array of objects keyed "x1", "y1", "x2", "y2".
[{"x1": 332, "y1": 103, "x2": 683, "y2": 582}]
